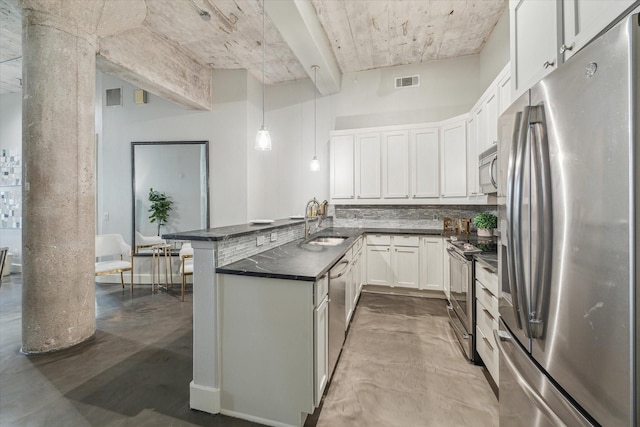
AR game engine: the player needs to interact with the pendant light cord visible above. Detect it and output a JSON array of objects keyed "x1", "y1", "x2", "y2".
[
  {"x1": 262, "y1": 0, "x2": 266, "y2": 129},
  {"x1": 313, "y1": 66, "x2": 317, "y2": 157}
]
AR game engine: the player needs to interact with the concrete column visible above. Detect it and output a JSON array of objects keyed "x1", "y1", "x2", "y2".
[{"x1": 21, "y1": 8, "x2": 97, "y2": 353}]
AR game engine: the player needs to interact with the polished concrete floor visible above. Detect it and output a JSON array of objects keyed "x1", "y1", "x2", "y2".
[
  {"x1": 317, "y1": 291, "x2": 499, "y2": 427},
  {"x1": 1, "y1": 275, "x2": 497, "y2": 427}
]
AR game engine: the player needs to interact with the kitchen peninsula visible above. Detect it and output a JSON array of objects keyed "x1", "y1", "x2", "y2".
[{"x1": 164, "y1": 219, "x2": 447, "y2": 427}]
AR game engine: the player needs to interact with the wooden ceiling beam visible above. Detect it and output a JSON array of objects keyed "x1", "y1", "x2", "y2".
[{"x1": 265, "y1": 0, "x2": 342, "y2": 95}]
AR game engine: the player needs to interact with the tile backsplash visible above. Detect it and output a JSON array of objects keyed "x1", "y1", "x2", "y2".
[
  {"x1": 330, "y1": 204, "x2": 496, "y2": 229},
  {"x1": 216, "y1": 217, "x2": 333, "y2": 266}
]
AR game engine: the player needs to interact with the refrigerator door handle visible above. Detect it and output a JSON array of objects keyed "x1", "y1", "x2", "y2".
[
  {"x1": 506, "y1": 110, "x2": 525, "y2": 330},
  {"x1": 513, "y1": 106, "x2": 532, "y2": 337},
  {"x1": 529, "y1": 105, "x2": 553, "y2": 339}
]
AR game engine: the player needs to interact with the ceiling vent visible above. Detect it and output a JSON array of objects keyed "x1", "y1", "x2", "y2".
[
  {"x1": 395, "y1": 75, "x2": 420, "y2": 89},
  {"x1": 105, "y1": 88, "x2": 122, "y2": 107}
]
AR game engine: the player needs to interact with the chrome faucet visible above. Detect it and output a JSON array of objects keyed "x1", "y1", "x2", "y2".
[{"x1": 304, "y1": 197, "x2": 320, "y2": 240}]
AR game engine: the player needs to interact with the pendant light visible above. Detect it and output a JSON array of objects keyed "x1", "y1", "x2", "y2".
[
  {"x1": 309, "y1": 65, "x2": 320, "y2": 171},
  {"x1": 255, "y1": 0, "x2": 272, "y2": 151}
]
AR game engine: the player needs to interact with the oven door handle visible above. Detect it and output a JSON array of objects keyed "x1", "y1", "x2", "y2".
[
  {"x1": 447, "y1": 306, "x2": 470, "y2": 340},
  {"x1": 446, "y1": 247, "x2": 471, "y2": 265}
]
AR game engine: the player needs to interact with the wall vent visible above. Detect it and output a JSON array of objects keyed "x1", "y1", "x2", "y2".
[
  {"x1": 395, "y1": 75, "x2": 420, "y2": 89},
  {"x1": 105, "y1": 88, "x2": 122, "y2": 107}
]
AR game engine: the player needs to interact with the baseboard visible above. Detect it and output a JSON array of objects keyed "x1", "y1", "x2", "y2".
[
  {"x1": 220, "y1": 408, "x2": 303, "y2": 427},
  {"x1": 189, "y1": 381, "x2": 220, "y2": 414},
  {"x1": 362, "y1": 285, "x2": 445, "y2": 299}
]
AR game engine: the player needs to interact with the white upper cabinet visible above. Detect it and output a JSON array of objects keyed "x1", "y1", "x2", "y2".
[
  {"x1": 330, "y1": 134, "x2": 355, "y2": 200},
  {"x1": 356, "y1": 133, "x2": 382, "y2": 199},
  {"x1": 562, "y1": 0, "x2": 636, "y2": 61},
  {"x1": 497, "y1": 70, "x2": 512, "y2": 115},
  {"x1": 511, "y1": 0, "x2": 634, "y2": 98},
  {"x1": 441, "y1": 117, "x2": 467, "y2": 198},
  {"x1": 382, "y1": 130, "x2": 410, "y2": 199},
  {"x1": 411, "y1": 128, "x2": 440, "y2": 199},
  {"x1": 467, "y1": 115, "x2": 480, "y2": 197},
  {"x1": 510, "y1": 0, "x2": 561, "y2": 98}
]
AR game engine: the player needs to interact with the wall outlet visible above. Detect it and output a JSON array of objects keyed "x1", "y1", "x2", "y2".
[
  {"x1": 270, "y1": 232, "x2": 277, "y2": 242},
  {"x1": 256, "y1": 235, "x2": 265, "y2": 246},
  {"x1": 432, "y1": 214, "x2": 438, "y2": 221}
]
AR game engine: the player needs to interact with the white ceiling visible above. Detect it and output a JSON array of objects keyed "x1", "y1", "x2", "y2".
[{"x1": 0, "y1": 0, "x2": 506, "y2": 96}]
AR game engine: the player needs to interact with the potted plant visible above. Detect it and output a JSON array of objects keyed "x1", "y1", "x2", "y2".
[
  {"x1": 473, "y1": 212, "x2": 497, "y2": 237},
  {"x1": 148, "y1": 188, "x2": 173, "y2": 236}
]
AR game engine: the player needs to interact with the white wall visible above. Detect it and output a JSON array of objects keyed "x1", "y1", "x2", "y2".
[
  {"x1": 478, "y1": 8, "x2": 510, "y2": 91},
  {"x1": 98, "y1": 69, "x2": 251, "y2": 245},
  {"x1": 0, "y1": 92, "x2": 22, "y2": 265},
  {"x1": 332, "y1": 55, "x2": 482, "y2": 130},
  {"x1": 1, "y1": 26, "x2": 510, "y2": 248}
]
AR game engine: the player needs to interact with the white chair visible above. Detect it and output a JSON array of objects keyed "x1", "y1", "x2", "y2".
[
  {"x1": 95, "y1": 234, "x2": 134, "y2": 291},
  {"x1": 135, "y1": 231, "x2": 165, "y2": 253},
  {"x1": 179, "y1": 243, "x2": 193, "y2": 302}
]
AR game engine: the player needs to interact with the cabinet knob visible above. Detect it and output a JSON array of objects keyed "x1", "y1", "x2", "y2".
[
  {"x1": 543, "y1": 60, "x2": 555, "y2": 69},
  {"x1": 559, "y1": 43, "x2": 574, "y2": 54}
]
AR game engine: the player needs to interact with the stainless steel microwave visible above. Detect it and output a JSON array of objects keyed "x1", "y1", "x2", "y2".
[{"x1": 479, "y1": 145, "x2": 498, "y2": 194}]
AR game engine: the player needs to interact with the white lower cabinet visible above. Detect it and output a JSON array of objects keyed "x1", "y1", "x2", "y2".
[
  {"x1": 314, "y1": 293, "x2": 328, "y2": 406},
  {"x1": 393, "y1": 245, "x2": 419, "y2": 288},
  {"x1": 475, "y1": 261, "x2": 499, "y2": 385},
  {"x1": 217, "y1": 273, "x2": 329, "y2": 426},
  {"x1": 443, "y1": 243, "x2": 451, "y2": 301},
  {"x1": 366, "y1": 235, "x2": 420, "y2": 289},
  {"x1": 366, "y1": 244, "x2": 392, "y2": 285},
  {"x1": 419, "y1": 237, "x2": 443, "y2": 291}
]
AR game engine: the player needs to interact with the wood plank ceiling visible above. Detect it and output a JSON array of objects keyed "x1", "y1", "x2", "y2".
[{"x1": 0, "y1": 0, "x2": 506, "y2": 96}]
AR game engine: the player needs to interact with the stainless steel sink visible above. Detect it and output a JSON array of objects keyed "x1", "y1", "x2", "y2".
[{"x1": 307, "y1": 236, "x2": 347, "y2": 246}]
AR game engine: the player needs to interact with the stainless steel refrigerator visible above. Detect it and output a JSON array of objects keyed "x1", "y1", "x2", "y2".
[{"x1": 496, "y1": 11, "x2": 638, "y2": 427}]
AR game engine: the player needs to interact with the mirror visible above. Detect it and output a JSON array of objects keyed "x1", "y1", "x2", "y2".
[{"x1": 131, "y1": 141, "x2": 209, "y2": 253}]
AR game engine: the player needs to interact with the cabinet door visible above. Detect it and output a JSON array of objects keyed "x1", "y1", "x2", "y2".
[
  {"x1": 366, "y1": 245, "x2": 391, "y2": 285},
  {"x1": 393, "y1": 246, "x2": 419, "y2": 288},
  {"x1": 562, "y1": 0, "x2": 635, "y2": 61},
  {"x1": 382, "y1": 130, "x2": 410, "y2": 199},
  {"x1": 420, "y1": 237, "x2": 443, "y2": 291},
  {"x1": 441, "y1": 120, "x2": 467, "y2": 198},
  {"x1": 497, "y1": 71, "x2": 512, "y2": 115},
  {"x1": 443, "y1": 243, "x2": 451, "y2": 301},
  {"x1": 359, "y1": 246, "x2": 366, "y2": 293},
  {"x1": 345, "y1": 265, "x2": 354, "y2": 328},
  {"x1": 330, "y1": 134, "x2": 355, "y2": 199},
  {"x1": 510, "y1": 0, "x2": 560, "y2": 98},
  {"x1": 484, "y1": 89, "x2": 498, "y2": 152},
  {"x1": 411, "y1": 128, "x2": 440, "y2": 198},
  {"x1": 356, "y1": 133, "x2": 381, "y2": 199},
  {"x1": 314, "y1": 296, "x2": 328, "y2": 407},
  {"x1": 467, "y1": 115, "x2": 480, "y2": 197},
  {"x1": 352, "y1": 251, "x2": 361, "y2": 305}
]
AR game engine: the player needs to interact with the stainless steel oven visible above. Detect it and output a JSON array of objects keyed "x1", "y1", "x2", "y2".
[{"x1": 446, "y1": 242, "x2": 476, "y2": 362}]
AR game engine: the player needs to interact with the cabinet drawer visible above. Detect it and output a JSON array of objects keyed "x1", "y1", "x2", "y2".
[
  {"x1": 475, "y1": 281, "x2": 498, "y2": 316},
  {"x1": 476, "y1": 299, "x2": 498, "y2": 342},
  {"x1": 475, "y1": 262, "x2": 498, "y2": 297},
  {"x1": 476, "y1": 325, "x2": 499, "y2": 384},
  {"x1": 393, "y1": 235, "x2": 419, "y2": 247},
  {"x1": 315, "y1": 275, "x2": 328, "y2": 305},
  {"x1": 366, "y1": 234, "x2": 391, "y2": 246}
]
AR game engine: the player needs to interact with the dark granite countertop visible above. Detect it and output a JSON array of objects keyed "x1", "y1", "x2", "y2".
[
  {"x1": 162, "y1": 217, "x2": 312, "y2": 241},
  {"x1": 216, "y1": 227, "x2": 444, "y2": 282}
]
